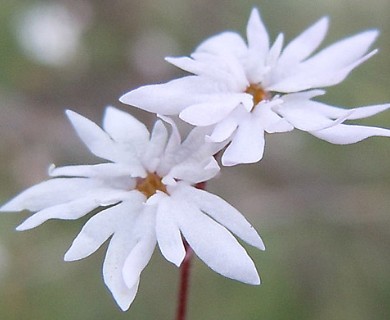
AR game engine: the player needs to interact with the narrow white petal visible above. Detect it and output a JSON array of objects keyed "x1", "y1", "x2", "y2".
[
  {"x1": 179, "y1": 126, "x2": 214, "y2": 158},
  {"x1": 266, "y1": 33, "x2": 284, "y2": 69},
  {"x1": 122, "y1": 208, "x2": 156, "y2": 289},
  {"x1": 119, "y1": 76, "x2": 215, "y2": 115},
  {"x1": 170, "y1": 52, "x2": 249, "y2": 91},
  {"x1": 16, "y1": 198, "x2": 98, "y2": 231},
  {"x1": 181, "y1": 126, "x2": 224, "y2": 159},
  {"x1": 0, "y1": 178, "x2": 102, "y2": 212},
  {"x1": 161, "y1": 126, "x2": 221, "y2": 183},
  {"x1": 175, "y1": 200, "x2": 260, "y2": 285},
  {"x1": 66, "y1": 110, "x2": 119, "y2": 162},
  {"x1": 269, "y1": 49, "x2": 377, "y2": 92},
  {"x1": 65, "y1": 199, "x2": 143, "y2": 261},
  {"x1": 166, "y1": 156, "x2": 220, "y2": 184},
  {"x1": 310, "y1": 124, "x2": 390, "y2": 144},
  {"x1": 254, "y1": 102, "x2": 294, "y2": 133},
  {"x1": 155, "y1": 197, "x2": 185, "y2": 266},
  {"x1": 195, "y1": 31, "x2": 247, "y2": 57},
  {"x1": 275, "y1": 99, "x2": 352, "y2": 131},
  {"x1": 246, "y1": 8, "x2": 269, "y2": 59},
  {"x1": 122, "y1": 235, "x2": 156, "y2": 289},
  {"x1": 179, "y1": 94, "x2": 250, "y2": 126},
  {"x1": 159, "y1": 115, "x2": 181, "y2": 159},
  {"x1": 103, "y1": 205, "x2": 156, "y2": 310},
  {"x1": 278, "y1": 17, "x2": 329, "y2": 67},
  {"x1": 313, "y1": 103, "x2": 390, "y2": 120},
  {"x1": 174, "y1": 186, "x2": 265, "y2": 250},
  {"x1": 281, "y1": 90, "x2": 326, "y2": 101},
  {"x1": 268, "y1": 30, "x2": 378, "y2": 92},
  {"x1": 103, "y1": 107, "x2": 149, "y2": 148},
  {"x1": 103, "y1": 233, "x2": 140, "y2": 311},
  {"x1": 49, "y1": 163, "x2": 134, "y2": 179},
  {"x1": 16, "y1": 189, "x2": 135, "y2": 231},
  {"x1": 208, "y1": 117, "x2": 238, "y2": 142},
  {"x1": 168, "y1": 55, "x2": 243, "y2": 86},
  {"x1": 301, "y1": 29, "x2": 378, "y2": 70},
  {"x1": 222, "y1": 117, "x2": 265, "y2": 166},
  {"x1": 142, "y1": 120, "x2": 168, "y2": 172},
  {"x1": 165, "y1": 56, "x2": 210, "y2": 76}
]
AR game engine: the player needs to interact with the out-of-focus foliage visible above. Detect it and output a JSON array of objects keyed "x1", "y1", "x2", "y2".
[{"x1": 0, "y1": 0, "x2": 389, "y2": 319}]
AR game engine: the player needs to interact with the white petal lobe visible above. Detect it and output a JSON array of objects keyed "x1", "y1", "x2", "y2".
[
  {"x1": 175, "y1": 186, "x2": 265, "y2": 250},
  {"x1": 175, "y1": 199, "x2": 260, "y2": 285},
  {"x1": 310, "y1": 124, "x2": 390, "y2": 144},
  {"x1": 155, "y1": 197, "x2": 185, "y2": 266}
]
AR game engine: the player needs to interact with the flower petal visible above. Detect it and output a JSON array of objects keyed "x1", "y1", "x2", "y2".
[
  {"x1": 64, "y1": 198, "x2": 143, "y2": 261},
  {"x1": 265, "y1": 33, "x2": 284, "y2": 70},
  {"x1": 179, "y1": 126, "x2": 216, "y2": 160},
  {"x1": 268, "y1": 30, "x2": 378, "y2": 91},
  {"x1": 16, "y1": 198, "x2": 97, "y2": 231},
  {"x1": 122, "y1": 207, "x2": 156, "y2": 289},
  {"x1": 120, "y1": 76, "x2": 215, "y2": 115},
  {"x1": 222, "y1": 116, "x2": 265, "y2": 166},
  {"x1": 142, "y1": 120, "x2": 168, "y2": 173},
  {"x1": 103, "y1": 233, "x2": 140, "y2": 311},
  {"x1": 49, "y1": 163, "x2": 135, "y2": 180},
  {"x1": 174, "y1": 199, "x2": 260, "y2": 285},
  {"x1": 174, "y1": 185, "x2": 265, "y2": 250},
  {"x1": 15, "y1": 189, "x2": 135, "y2": 231},
  {"x1": 66, "y1": 110, "x2": 119, "y2": 162},
  {"x1": 246, "y1": 8, "x2": 269, "y2": 60},
  {"x1": 0, "y1": 178, "x2": 102, "y2": 212},
  {"x1": 195, "y1": 31, "x2": 247, "y2": 57},
  {"x1": 179, "y1": 94, "x2": 251, "y2": 126},
  {"x1": 168, "y1": 53, "x2": 249, "y2": 92},
  {"x1": 122, "y1": 236, "x2": 156, "y2": 289},
  {"x1": 313, "y1": 103, "x2": 390, "y2": 120},
  {"x1": 274, "y1": 99, "x2": 352, "y2": 131},
  {"x1": 207, "y1": 116, "x2": 239, "y2": 142},
  {"x1": 254, "y1": 100, "x2": 293, "y2": 133},
  {"x1": 278, "y1": 17, "x2": 329, "y2": 67},
  {"x1": 302, "y1": 29, "x2": 378, "y2": 70},
  {"x1": 159, "y1": 115, "x2": 181, "y2": 160},
  {"x1": 310, "y1": 123, "x2": 390, "y2": 144},
  {"x1": 165, "y1": 156, "x2": 220, "y2": 184},
  {"x1": 103, "y1": 107, "x2": 149, "y2": 149},
  {"x1": 155, "y1": 197, "x2": 185, "y2": 266}
]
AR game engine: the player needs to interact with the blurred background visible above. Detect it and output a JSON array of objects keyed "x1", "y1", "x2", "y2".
[{"x1": 0, "y1": 0, "x2": 389, "y2": 319}]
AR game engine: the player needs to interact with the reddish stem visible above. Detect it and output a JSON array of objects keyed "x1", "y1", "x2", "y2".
[
  {"x1": 175, "y1": 241, "x2": 193, "y2": 320},
  {"x1": 175, "y1": 182, "x2": 206, "y2": 320}
]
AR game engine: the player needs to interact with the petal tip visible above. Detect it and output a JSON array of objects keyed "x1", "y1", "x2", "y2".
[
  {"x1": 0, "y1": 201, "x2": 22, "y2": 213},
  {"x1": 249, "y1": 7, "x2": 260, "y2": 20},
  {"x1": 64, "y1": 250, "x2": 77, "y2": 262},
  {"x1": 15, "y1": 222, "x2": 30, "y2": 231}
]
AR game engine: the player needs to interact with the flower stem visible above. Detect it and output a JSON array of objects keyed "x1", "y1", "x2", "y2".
[
  {"x1": 175, "y1": 241, "x2": 193, "y2": 320},
  {"x1": 175, "y1": 182, "x2": 205, "y2": 320}
]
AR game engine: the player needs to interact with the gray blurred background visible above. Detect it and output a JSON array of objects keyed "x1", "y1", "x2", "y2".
[{"x1": 0, "y1": 0, "x2": 389, "y2": 319}]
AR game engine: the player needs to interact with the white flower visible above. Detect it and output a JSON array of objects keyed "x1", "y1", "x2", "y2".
[
  {"x1": 120, "y1": 8, "x2": 390, "y2": 166},
  {"x1": 0, "y1": 107, "x2": 264, "y2": 310}
]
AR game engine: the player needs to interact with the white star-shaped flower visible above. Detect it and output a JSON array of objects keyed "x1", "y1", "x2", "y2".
[
  {"x1": 120, "y1": 8, "x2": 390, "y2": 166},
  {"x1": 0, "y1": 107, "x2": 264, "y2": 310}
]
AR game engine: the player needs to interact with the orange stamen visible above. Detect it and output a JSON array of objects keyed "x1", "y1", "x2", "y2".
[
  {"x1": 136, "y1": 172, "x2": 167, "y2": 198},
  {"x1": 245, "y1": 83, "x2": 268, "y2": 108}
]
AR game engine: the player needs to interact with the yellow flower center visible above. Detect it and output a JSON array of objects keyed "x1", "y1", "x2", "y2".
[
  {"x1": 245, "y1": 83, "x2": 268, "y2": 109},
  {"x1": 136, "y1": 172, "x2": 167, "y2": 198}
]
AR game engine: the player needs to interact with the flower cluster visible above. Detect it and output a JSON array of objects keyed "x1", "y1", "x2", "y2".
[
  {"x1": 1, "y1": 7, "x2": 390, "y2": 311},
  {"x1": 121, "y1": 8, "x2": 390, "y2": 165}
]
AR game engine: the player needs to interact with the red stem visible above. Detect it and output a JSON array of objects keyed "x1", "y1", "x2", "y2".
[
  {"x1": 175, "y1": 241, "x2": 193, "y2": 320},
  {"x1": 175, "y1": 182, "x2": 206, "y2": 320}
]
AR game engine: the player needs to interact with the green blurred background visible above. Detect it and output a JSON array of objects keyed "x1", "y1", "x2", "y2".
[{"x1": 0, "y1": 0, "x2": 389, "y2": 319}]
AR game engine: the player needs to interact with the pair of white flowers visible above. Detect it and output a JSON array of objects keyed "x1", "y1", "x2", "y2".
[{"x1": 1, "y1": 8, "x2": 390, "y2": 311}]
